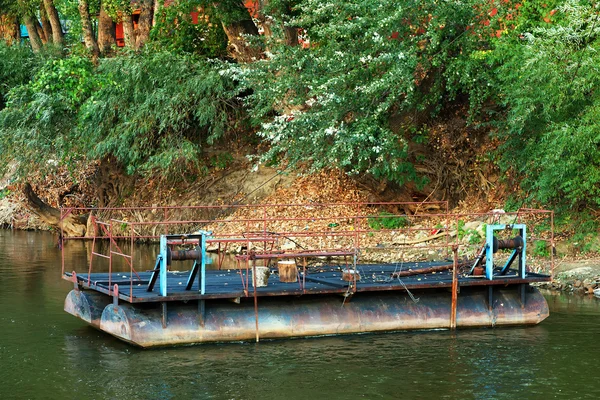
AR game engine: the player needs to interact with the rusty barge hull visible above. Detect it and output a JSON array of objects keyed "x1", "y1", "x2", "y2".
[{"x1": 65, "y1": 286, "x2": 549, "y2": 347}]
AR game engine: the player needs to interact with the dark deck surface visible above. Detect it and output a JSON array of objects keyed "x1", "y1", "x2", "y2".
[{"x1": 64, "y1": 261, "x2": 551, "y2": 304}]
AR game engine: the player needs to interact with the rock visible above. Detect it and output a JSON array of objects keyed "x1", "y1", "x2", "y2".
[
  {"x1": 587, "y1": 287, "x2": 595, "y2": 295},
  {"x1": 574, "y1": 279, "x2": 582, "y2": 288},
  {"x1": 281, "y1": 241, "x2": 297, "y2": 251}
]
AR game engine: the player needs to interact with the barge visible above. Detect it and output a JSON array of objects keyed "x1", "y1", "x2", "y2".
[{"x1": 60, "y1": 203, "x2": 553, "y2": 347}]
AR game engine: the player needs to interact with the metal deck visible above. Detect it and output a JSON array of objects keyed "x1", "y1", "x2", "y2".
[{"x1": 64, "y1": 262, "x2": 551, "y2": 304}]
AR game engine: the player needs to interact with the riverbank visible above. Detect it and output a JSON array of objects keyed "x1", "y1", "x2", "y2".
[{"x1": 537, "y1": 259, "x2": 600, "y2": 295}]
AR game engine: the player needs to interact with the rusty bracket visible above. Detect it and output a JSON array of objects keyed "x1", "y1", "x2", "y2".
[{"x1": 72, "y1": 271, "x2": 80, "y2": 291}]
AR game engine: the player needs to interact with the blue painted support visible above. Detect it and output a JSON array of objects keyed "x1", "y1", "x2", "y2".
[
  {"x1": 485, "y1": 224, "x2": 495, "y2": 280},
  {"x1": 499, "y1": 250, "x2": 519, "y2": 275},
  {"x1": 485, "y1": 224, "x2": 527, "y2": 280},
  {"x1": 159, "y1": 235, "x2": 168, "y2": 297},
  {"x1": 200, "y1": 233, "x2": 207, "y2": 295},
  {"x1": 520, "y1": 225, "x2": 527, "y2": 279}
]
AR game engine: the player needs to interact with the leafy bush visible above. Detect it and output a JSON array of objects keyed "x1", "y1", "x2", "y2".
[
  {"x1": 532, "y1": 240, "x2": 550, "y2": 258},
  {"x1": 368, "y1": 212, "x2": 409, "y2": 230},
  {"x1": 495, "y1": 1, "x2": 600, "y2": 208},
  {"x1": 0, "y1": 50, "x2": 240, "y2": 178},
  {"x1": 79, "y1": 51, "x2": 239, "y2": 176},
  {"x1": 0, "y1": 43, "x2": 41, "y2": 109},
  {"x1": 0, "y1": 55, "x2": 99, "y2": 174},
  {"x1": 150, "y1": 0, "x2": 228, "y2": 57}
]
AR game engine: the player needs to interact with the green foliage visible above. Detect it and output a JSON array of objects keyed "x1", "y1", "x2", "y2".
[
  {"x1": 494, "y1": 1, "x2": 600, "y2": 208},
  {"x1": 0, "y1": 42, "x2": 40, "y2": 109},
  {"x1": 532, "y1": 240, "x2": 550, "y2": 258},
  {"x1": 240, "y1": 0, "x2": 486, "y2": 186},
  {"x1": 368, "y1": 212, "x2": 409, "y2": 230},
  {"x1": 0, "y1": 50, "x2": 240, "y2": 178},
  {"x1": 457, "y1": 219, "x2": 466, "y2": 239},
  {"x1": 0, "y1": 187, "x2": 10, "y2": 200},
  {"x1": 82, "y1": 51, "x2": 239, "y2": 176},
  {"x1": 0, "y1": 55, "x2": 99, "y2": 174},
  {"x1": 76, "y1": 51, "x2": 238, "y2": 176},
  {"x1": 210, "y1": 152, "x2": 234, "y2": 170},
  {"x1": 150, "y1": 0, "x2": 228, "y2": 57}
]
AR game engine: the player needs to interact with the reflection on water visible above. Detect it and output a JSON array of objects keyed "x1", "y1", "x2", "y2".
[{"x1": 1, "y1": 230, "x2": 600, "y2": 399}]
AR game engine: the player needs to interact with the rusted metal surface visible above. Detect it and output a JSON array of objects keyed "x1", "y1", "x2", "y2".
[
  {"x1": 64, "y1": 289, "x2": 111, "y2": 327},
  {"x1": 450, "y1": 247, "x2": 458, "y2": 330},
  {"x1": 391, "y1": 263, "x2": 461, "y2": 278},
  {"x1": 494, "y1": 236, "x2": 524, "y2": 253},
  {"x1": 64, "y1": 286, "x2": 549, "y2": 347}
]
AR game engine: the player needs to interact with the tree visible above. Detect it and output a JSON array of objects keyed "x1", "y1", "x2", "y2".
[
  {"x1": 494, "y1": 0, "x2": 600, "y2": 208},
  {"x1": 0, "y1": 14, "x2": 20, "y2": 44},
  {"x1": 78, "y1": 0, "x2": 100, "y2": 56},
  {"x1": 42, "y1": 0, "x2": 64, "y2": 46},
  {"x1": 213, "y1": 0, "x2": 262, "y2": 62},
  {"x1": 97, "y1": 5, "x2": 116, "y2": 53},
  {"x1": 22, "y1": 13, "x2": 43, "y2": 51},
  {"x1": 240, "y1": 0, "x2": 485, "y2": 186}
]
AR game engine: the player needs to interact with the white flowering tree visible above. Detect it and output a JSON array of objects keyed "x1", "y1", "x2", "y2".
[{"x1": 241, "y1": 0, "x2": 485, "y2": 186}]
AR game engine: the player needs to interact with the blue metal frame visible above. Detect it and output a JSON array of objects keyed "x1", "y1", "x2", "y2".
[
  {"x1": 158, "y1": 231, "x2": 212, "y2": 297},
  {"x1": 485, "y1": 224, "x2": 526, "y2": 280},
  {"x1": 159, "y1": 235, "x2": 168, "y2": 296}
]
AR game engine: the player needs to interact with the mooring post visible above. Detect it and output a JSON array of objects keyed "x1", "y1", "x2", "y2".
[{"x1": 450, "y1": 246, "x2": 458, "y2": 330}]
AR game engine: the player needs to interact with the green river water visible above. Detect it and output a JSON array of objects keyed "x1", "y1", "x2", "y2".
[{"x1": 1, "y1": 230, "x2": 600, "y2": 399}]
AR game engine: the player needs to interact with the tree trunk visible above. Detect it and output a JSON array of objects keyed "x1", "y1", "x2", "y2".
[
  {"x1": 40, "y1": 4, "x2": 52, "y2": 44},
  {"x1": 0, "y1": 14, "x2": 19, "y2": 44},
  {"x1": 121, "y1": 12, "x2": 136, "y2": 49},
  {"x1": 135, "y1": 0, "x2": 153, "y2": 49},
  {"x1": 78, "y1": 0, "x2": 100, "y2": 56},
  {"x1": 152, "y1": 0, "x2": 160, "y2": 26},
  {"x1": 22, "y1": 183, "x2": 88, "y2": 237},
  {"x1": 220, "y1": 20, "x2": 262, "y2": 62},
  {"x1": 283, "y1": 26, "x2": 298, "y2": 47},
  {"x1": 15, "y1": 17, "x2": 21, "y2": 42},
  {"x1": 42, "y1": 0, "x2": 64, "y2": 46},
  {"x1": 256, "y1": 0, "x2": 297, "y2": 49},
  {"x1": 97, "y1": 6, "x2": 116, "y2": 53},
  {"x1": 216, "y1": 1, "x2": 262, "y2": 62},
  {"x1": 23, "y1": 15, "x2": 43, "y2": 52},
  {"x1": 35, "y1": 18, "x2": 47, "y2": 44}
]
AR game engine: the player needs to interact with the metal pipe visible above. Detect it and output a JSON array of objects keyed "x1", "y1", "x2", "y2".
[{"x1": 451, "y1": 246, "x2": 458, "y2": 330}]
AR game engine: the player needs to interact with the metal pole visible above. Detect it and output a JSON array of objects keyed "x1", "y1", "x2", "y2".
[
  {"x1": 108, "y1": 220, "x2": 113, "y2": 296},
  {"x1": 252, "y1": 257, "x2": 259, "y2": 343},
  {"x1": 130, "y1": 223, "x2": 134, "y2": 299},
  {"x1": 450, "y1": 245, "x2": 458, "y2": 330}
]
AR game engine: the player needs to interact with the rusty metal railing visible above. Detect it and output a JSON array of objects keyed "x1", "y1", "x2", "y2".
[{"x1": 60, "y1": 202, "x2": 555, "y2": 295}]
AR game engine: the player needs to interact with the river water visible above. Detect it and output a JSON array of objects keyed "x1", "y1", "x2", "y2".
[{"x1": 1, "y1": 230, "x2": 600, "y2": 399}]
